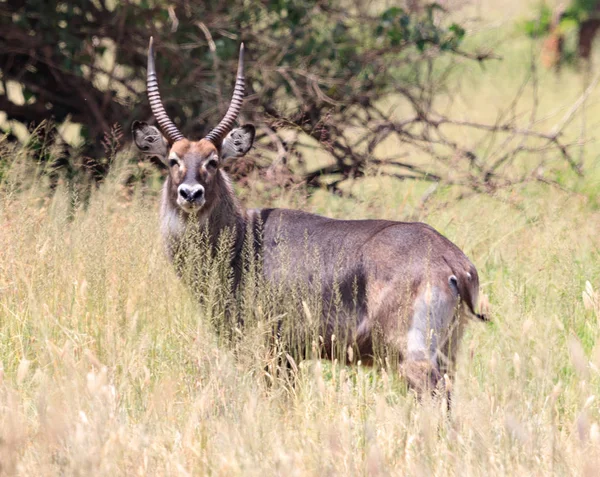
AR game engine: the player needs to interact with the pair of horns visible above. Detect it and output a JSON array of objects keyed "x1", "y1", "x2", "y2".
[{"x1": 146, "y1": 37, "x2": 245, "y2": 145}]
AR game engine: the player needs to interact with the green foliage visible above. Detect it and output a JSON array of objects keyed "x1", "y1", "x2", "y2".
[
  {"x1": 522, "y1": 2, "x2": 555, "y2": 37},
  {"x1": 571, "y1": 0, "x2": 600, "y2": 19},
  {"x1": 522, "y1": 0, "x2": 599, "y2": 38},
  {"x1": 377, "y1": 4, "x2": 465, "y2": 51}
]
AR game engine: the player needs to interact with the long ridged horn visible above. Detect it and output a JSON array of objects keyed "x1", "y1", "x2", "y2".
[
  {"x1": 146, "y1": 37, "x2": 184, "y2": 143},
  {"x1": 205, "y1": 43, "x2": 245, "y2": 145}
]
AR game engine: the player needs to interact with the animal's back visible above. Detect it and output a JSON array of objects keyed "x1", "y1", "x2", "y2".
[{"x1": 256, "y1": 207, "x2": 477, "y2": 292}]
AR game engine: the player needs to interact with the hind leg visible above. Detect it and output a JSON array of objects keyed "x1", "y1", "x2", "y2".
[
  {"x1": 436, "y1": 306, "x2": 469, "y2": 404},
  {"x1": 402, "y1": 358, "x2": 443, "y2": 395},
  {"x1": 402, "y1": 283, "x2": 459, "y2": 398}
]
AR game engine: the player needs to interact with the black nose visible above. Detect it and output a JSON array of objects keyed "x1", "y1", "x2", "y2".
[{"x1": 178, "y1": 184, "x2": 204, "y2": 202}]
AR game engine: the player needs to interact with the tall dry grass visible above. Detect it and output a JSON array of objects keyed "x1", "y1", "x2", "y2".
[{"x1": 1, "y1": 131, "x2": 600, "y2": 475}]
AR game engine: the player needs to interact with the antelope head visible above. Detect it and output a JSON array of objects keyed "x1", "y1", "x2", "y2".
[{"x1": 132, "y1": 38, "x2": 255, "y2": 214}]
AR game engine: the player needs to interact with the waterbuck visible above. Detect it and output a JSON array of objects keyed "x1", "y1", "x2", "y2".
[{"x1": 132, "y1": 38, "x2": 487, "y2": 396}]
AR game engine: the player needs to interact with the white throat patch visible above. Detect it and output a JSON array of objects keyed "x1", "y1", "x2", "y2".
[{"x1": 160, "y1": 184, "x2": 184, "y2": 242}]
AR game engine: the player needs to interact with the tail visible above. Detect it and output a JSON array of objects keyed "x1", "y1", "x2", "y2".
[{"x1": 446, "y1": 259, "x2": 488, "y2": 322}]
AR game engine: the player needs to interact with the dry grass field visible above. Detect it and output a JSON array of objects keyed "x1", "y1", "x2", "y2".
[{"x1": 2, "y1": 0, "x2": 600, "y2": 475}]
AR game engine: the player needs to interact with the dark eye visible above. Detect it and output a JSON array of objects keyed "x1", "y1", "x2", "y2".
[
  {"x1": 169, "y1": 158, "x2": 179, "y2": 168},
  {"x1": 206, "y1": 158, "x2": 218, "y2": 170}
]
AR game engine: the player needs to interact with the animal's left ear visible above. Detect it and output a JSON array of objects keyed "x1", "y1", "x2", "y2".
[{"x1": 221, "y1": 124, "x2": 255, "y2": 160}]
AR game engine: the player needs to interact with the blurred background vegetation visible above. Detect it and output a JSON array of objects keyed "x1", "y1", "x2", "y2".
[
  {"x1": 0, "y1": 0, "x2": 468, "y2": 183},
  {"x1": 2, "y1": 0, "x2": 593, "y2": 199}
]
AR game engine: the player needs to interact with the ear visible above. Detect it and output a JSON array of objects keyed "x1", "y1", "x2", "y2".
[
  {"x1": 132, "y1": 121, "x2": 169, "y2": 163},
  {"x1": 221, "y1": 124, "x2": 256, "y2": 161}
]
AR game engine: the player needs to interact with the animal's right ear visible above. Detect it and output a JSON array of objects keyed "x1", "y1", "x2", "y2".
[{"x1": 132, "y1": 121, "x2": 169, "y2": 163}]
